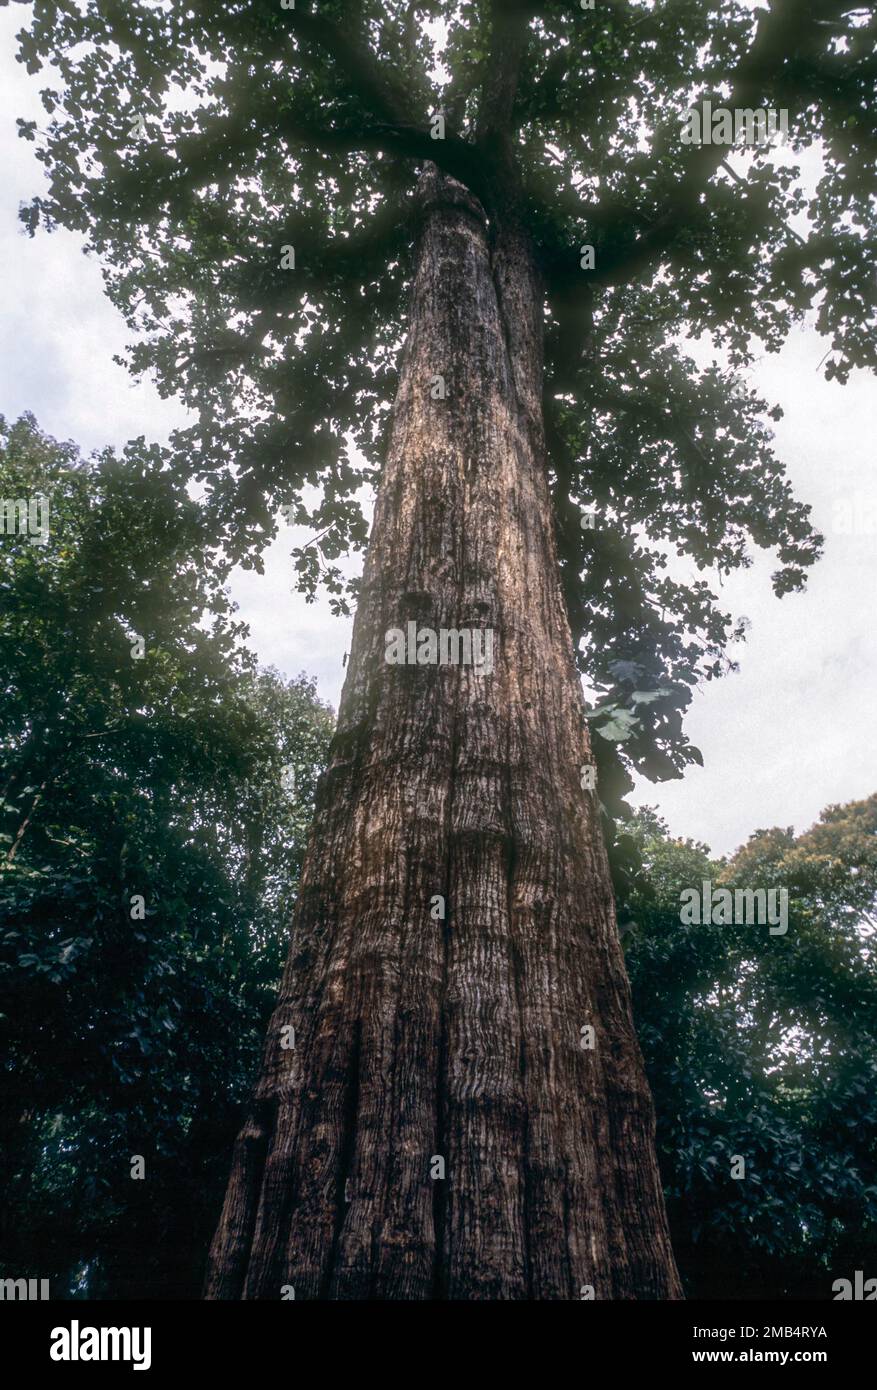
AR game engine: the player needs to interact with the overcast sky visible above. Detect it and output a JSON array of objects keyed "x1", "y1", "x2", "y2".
[{"x1": 2, "y1": 9, "x2": 875, "y2": 859}]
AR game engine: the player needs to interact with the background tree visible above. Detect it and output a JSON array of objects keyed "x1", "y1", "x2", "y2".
[
  {"x1": 11, "y1": 0, "x2": 875, "y2": 1298},
  {"x1": 0, "y1": 414, "x2": 332, "y2": 1298},
  {"x1": 625, "y1": 797, "x2": 877, "y2": 1299}
]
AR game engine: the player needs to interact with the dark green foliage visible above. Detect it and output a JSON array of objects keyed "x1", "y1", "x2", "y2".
[
  {"x1": 15, "y1": 0, "x2": 873, "y2": 791},
  {"x1": 0, "y1": 415, "x2": 333, "y2": 1298},
  {"x1": 626, "y1": 797, "x2": 877, "y2": 1298},
  {"x1": 2, "y1": 417, "x2": 872, "y2": 1298}
]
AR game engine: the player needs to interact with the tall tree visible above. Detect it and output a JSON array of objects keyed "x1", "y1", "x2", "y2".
[{"x1": 15, "y1": 1, "x2": 874, "y2": 1298}]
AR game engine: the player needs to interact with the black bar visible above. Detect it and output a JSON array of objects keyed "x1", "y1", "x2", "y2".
[{"x1": 3, "y1": 1298, "x2": 872, "y2": 1375}]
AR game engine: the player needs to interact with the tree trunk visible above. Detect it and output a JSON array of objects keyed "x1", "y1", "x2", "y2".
[{"x1": 204, "y1": 166, "x2": 682, "y2": 1301}]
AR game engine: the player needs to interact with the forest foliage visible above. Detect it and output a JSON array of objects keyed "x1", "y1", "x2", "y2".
[
  {"x1": 1, "y1": 417, "x2": 874, "y2": 1299},
  {"x1": 0, "y1": 415, "x2": 333, "y2": 1297},
  {"x1": 4, "y1": 0, "x2": 876, "y2": 1299}
]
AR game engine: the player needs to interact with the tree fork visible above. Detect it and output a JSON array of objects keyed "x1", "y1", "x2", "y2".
[{"x1": 204, "y1": 165, "x2": 682, "y2": 1301}]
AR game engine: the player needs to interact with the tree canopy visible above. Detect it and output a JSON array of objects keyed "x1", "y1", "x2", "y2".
[{"x1": 14, "y1": 0, "x2": 874, "y2": 800}]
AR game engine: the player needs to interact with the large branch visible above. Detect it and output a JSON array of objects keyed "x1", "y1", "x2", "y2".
[
  {"x1": 537, "y1": 0, "x2": 863, "y2": 387},
  {"x1": 100, "y1": 0, "x2": 492, "y2": 221},
  {"x1": 476, "y1": 0, "x2": 534, "y2": 147},
  {"x1": 105, "y1": 93, "x2": 488, "y2": 230},
  {"x1": 276, "y1": 1, "x2": 495, "y2": 196},
  {"x1": 588, "y1": 0, "x2": 866, "y2": 287},
  {"x1": 276, "y1": 2, "x2": 417, "y2": 131}
]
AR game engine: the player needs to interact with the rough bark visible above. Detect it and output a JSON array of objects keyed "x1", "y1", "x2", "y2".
[{"x1": 204, "y1": 165, "x2": 682, "y2": 1301}]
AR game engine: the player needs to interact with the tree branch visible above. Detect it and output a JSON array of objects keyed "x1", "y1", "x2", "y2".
[
  {"x1": 586, "y1": 0, "x2": 862, "y2": 287},
  {"x1": 476, "y1": 0, "x2": 534, "y2": 147}
]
